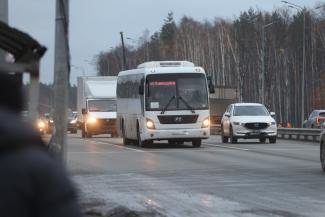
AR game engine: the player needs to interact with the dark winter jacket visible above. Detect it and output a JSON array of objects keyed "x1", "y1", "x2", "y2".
[{"x1": 0, "y1": 110, "x2": 81, "y2": 217}]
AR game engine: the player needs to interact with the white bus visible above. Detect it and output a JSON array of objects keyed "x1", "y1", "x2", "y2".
[{"x1": 116, "y1": 61, "x2": 215, "y2": 147}]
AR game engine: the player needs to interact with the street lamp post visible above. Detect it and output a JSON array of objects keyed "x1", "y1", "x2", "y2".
[
  {"x1": 120, "y1": 32, "x2": 127, "y2": 70},
  {"x1": 282, "y1": 1, "x2": 306, "y2": 127},
  {"x1": 261, "y1": 22, "x2": 275, "y2": 104}
]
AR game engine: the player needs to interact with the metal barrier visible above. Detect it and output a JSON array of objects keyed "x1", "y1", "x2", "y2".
[
  {"x1": 277, "y1": 128, "x2": 321, "y2": 142},
  {"x1": 210, "y1": 124, "x2": 221, "y2": 135},
  {"x1": 210, "y1": 125, "x2": 321, "y2": 142}
]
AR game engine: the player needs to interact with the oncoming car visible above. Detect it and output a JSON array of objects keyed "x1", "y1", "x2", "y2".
[{"x1": 221, "y1": 103, "x2": 277, "y2": 144}]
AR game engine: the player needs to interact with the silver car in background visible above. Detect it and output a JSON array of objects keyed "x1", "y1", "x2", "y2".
[{"x1": 304, "y1": 110, "x2": 325, "y2": 128}]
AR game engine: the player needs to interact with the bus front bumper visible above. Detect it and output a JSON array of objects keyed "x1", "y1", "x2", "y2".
[{"x1": 142, "y1": 128, "x2": 210, "y2": 141}]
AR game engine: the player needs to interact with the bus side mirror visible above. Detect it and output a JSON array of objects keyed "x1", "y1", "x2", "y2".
[
  {"x1": 82, "y1": 108, "x2": 87, "y2": 115},
  {"x1": 139, "y1": 84, "x2": 144, "y2": 95},
  {"x1": 207, "y1": 76, "x2": 215, "y2": 94}
]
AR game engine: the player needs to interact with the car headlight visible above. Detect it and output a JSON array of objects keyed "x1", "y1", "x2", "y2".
[
  {"x1": 38, "y1": 121, "x2": 45, "y2": 128},
  {"x1": 87, "y1": 116, "x2": 97, "y2": 124},
  {"x1": 146, "y1": 118, "x2": 155, "y2": 129},
  {"x1": 268, "y1": 122, "x2": 276, "y2": 126},
  {"x1": 202, "y1": 118, "x2": 210, "y2": 128},
  {"x1": 70, "y1": 119, "x2": 77, "y2": 124},
  {"x1": 233, "y1": 122, "x2": 241, "y2": 125}
]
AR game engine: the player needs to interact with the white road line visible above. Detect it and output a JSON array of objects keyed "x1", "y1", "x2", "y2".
[
  {"x1": 89, "y1": 140, "x2": 144, "y2": 153},
  {"x1": 69, "y1": 151, "x2": 126, "y2": 154},
  {"x1": 68, "y1": 149, "x2": 239, "y2": 154},
  {"x1": 205, "y1": 143, "x2": 250, "y2": 151}
]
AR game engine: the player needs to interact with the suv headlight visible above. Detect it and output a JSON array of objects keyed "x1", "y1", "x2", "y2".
[
  {"x1": 70, "y1": 119, "x2": 77, "y2": 124},
  {"x1": 202, "y1": 118, "x2": 210, "y2": 128}
]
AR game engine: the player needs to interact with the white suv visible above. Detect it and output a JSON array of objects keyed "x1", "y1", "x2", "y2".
[{"x1": 221, "y1": 103, "x2": 277, "y2": 143}]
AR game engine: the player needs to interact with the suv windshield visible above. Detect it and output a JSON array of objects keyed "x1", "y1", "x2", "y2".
[
  {"x1": 233, "y1": 105, "x2": 269, "y2": 116},
  {"x1": 145, "y1": 73, "x2": 208, "y2": 111},
  {"x1": 88, "y1": 100, "x2": 117, "y2": 112}
]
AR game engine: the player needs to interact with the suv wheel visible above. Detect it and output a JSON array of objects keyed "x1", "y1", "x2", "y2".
[
  {"x1": 230, "y1": 126, "x2": 237, "y2": 144},
  {"x1": 259, "y1": 138, "x2": 266, "y2": 143},
  {"x1": 221, "y1": 125, "x2": 228, "y2": 143},
  {"x1": 269, "y1": 137, "x2": 276, "y2": 144}
]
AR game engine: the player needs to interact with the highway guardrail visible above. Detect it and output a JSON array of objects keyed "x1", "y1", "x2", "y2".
[
  {"x1": 277, "y1": 128, "x2": 321, "y2": 142},
  {"x1": 210, "y1": 125, "x2": 321, "y2": 142}
]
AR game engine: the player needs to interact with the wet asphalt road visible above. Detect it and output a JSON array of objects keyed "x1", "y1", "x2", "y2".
[{"x1": 67, "y1": 133, "x2": 325, "y2": 217}]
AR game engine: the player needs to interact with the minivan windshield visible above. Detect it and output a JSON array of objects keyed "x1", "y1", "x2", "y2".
[
  {"x1": 88, "y1": 99, "x2": 117, "y2": 112},
  {"x1": 233, "y1": 105, "x2": 269, "y2": 116},
  {"x1": 145, "y1": 73, "x2": 208, "y2": 111}
]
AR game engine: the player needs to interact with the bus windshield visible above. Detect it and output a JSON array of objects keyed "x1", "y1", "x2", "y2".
[
  {"x1": 146, "y1": 73, "x2": 208, "y2": 111},
  {"x1": 88, "y1": 99, "x2": 117, "y2": 112}
]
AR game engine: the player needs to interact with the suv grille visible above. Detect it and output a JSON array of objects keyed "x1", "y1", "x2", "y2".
[{"x1": 245, "y1": 122, "x2": 268, "y2": 130}]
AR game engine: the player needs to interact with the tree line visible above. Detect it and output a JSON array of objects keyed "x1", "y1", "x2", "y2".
[
  {"x1": 23, "y1": 83, "x2": 77, "y2": 114},
  {"x1": 96, "y1": 6, "x2": 325, "y2": 127}
]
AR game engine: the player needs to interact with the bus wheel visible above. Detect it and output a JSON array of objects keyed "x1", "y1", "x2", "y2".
[
  {"x1": 137, "y1": 127, "x2": 146, "y2": 147},
  {"x1": 86, "y1": 132, "x2": 92, "y2": 138},
  {"x1": 81, "y1": 124, "x2": 86, "y2": 138},
  {"x1": 192, "y1": 139, "x2": 202, "y2": 148},
  {"x1": 122, "y1": 125, "x2": 130, "y2": 145}
]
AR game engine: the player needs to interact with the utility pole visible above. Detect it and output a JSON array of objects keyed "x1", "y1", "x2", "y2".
[
  {"x1": 0, "y1": 0, "x2": 8, "y2": 60},
  {"x1": 120, "y1": 32, "x2": 127, "y2": 70},
  {"x1": 282, "y1": 1, "x2": 306, "y2": 127},
  {"x1": 52, "y1": 0, "x2": 70, "y2": 163},
  {"x1": 261, "y1": 22, "x2": 275, "y2": 104},
  {"x1": 0, "y1": 0, "x2": 23, "y2": 99}
]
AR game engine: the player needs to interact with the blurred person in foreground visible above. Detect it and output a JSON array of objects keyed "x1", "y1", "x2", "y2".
[{"x1": 0, "y1": 73, "x2": 81, "y2": 217}]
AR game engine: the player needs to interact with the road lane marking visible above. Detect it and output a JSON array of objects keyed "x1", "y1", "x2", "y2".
[
  {"x1": 69, "y1": 151, "x2": 127, "y2": 154},
  {"x1": 88, "y1": 140, "x2": 145, "y2": 153},
  {"x1": 68, "y1": 149, "x2": 240, "y2": 154},
  {"x1": 205, "y1": 144, "x2": 249, "y2": 151}
]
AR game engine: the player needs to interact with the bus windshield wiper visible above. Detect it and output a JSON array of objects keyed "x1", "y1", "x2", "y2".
[
  {"x1": 178, "y1": 96, "x2": 195, "y2": 113},
  {"x1": 161, "y1": 95, "x2": 176, "y2": 114}
]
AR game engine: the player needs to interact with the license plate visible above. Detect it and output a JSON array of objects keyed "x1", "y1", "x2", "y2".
[{"x1": 251, "y1": 131, "x2": 260, "y2": 135}]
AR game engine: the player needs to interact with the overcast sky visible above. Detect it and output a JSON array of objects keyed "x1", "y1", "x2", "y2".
[{"x1": 8, "y1": 0, "x2": 322, "y2": 85}]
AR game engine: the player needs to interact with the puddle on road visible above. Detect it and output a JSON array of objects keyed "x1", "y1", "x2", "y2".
[{"x1": 74, "y1": 174, "x2": 252, "y2": 217}]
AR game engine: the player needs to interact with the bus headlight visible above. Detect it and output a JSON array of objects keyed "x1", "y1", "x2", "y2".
[
  {"x1": 202, "y1": 118, "x2": 210, "y2": 128},
  {"x1": 87, "y1": 116, "x2": 97, "y2": 124},
  {"x1": 146, "y1": 118, "x2": 155, "y2": 129}
]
